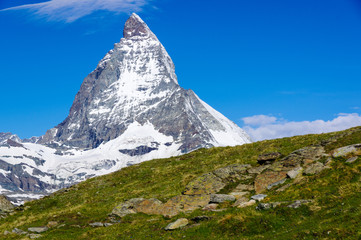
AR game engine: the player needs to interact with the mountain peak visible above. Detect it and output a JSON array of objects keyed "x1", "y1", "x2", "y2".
[{"x1": 123, "y1": 13, "x2": 157, "y2": 40}]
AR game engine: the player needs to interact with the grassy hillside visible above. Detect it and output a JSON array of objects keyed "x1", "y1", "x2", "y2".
[{"x1": 0, "y1": 127, "x2": 361, "y2": 239}]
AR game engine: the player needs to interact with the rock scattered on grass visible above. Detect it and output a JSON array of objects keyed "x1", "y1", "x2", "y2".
[
  {"x1": 256, "y1": 202, "x2": 279, "y2": 210},
  {"x1": 89, "y1": 222, "x2": 104, "y2": 227},
  {"x1": 237, "y1": 200, "x2": 256, "y2": 208},
  {"x1": 47, "y1": 221, "x2": 58, "y2": 228},
  {"x1": 165, "y1": 218, "x2": 189, "y2": 230},
  {"x1": 346, "y1": 156, "x2": 358, "y2": 163},
  {"x1": 229, "y1": 191, "x2": 249, "y2": 199},
  {"x1": 12, "y1": 228, "x2": 27, "y2": 235},
  {"x1": 287, "y1": 167, "x2": 303, "y2": 179},
  {"x1": 57, "y1": 224, "x2": 66, "y2": 229},
  {"x1": 251, "y1": 194, "x2": 267, "y2": 201},
  {"x1": 29, "y1": 233, "x2": 42, "y2": 239},
  {"x1": 276, "y1": 183, "x2": 291, "y2": 192},
  {"x1": 210, "y1": 194, "x2": 236, "y2": 203},
  {"x1": 202, "y1": 203, "x2": 218, "y2": 211},
  {"x1": 267, "y1": 179, "x2": 286, "y2": 190},
  {"x1": 332, "y1": 144, "x2": 361, "y2": 157},
  {"x1": 28, "y1": 226, "x2": 48, "y2": 233},
  {"x1": 287, "y1": 200, "x2": 312, "y2": 208},
  {"x1": 256, "y1": 200, "x2": 312, "y2": 210}
]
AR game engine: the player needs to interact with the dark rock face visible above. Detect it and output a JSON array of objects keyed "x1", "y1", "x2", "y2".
[
  {"x1": 0, "y1": 133, "x2": 21, "y2": 146},
  {"x1": 7, "y1": 139, "x2": 24, "y2": 148},
  {"x1": 0, "y1": 159, "x2": 59, "y2": 194},
  {"x1": 119, "y1": 146, "x2": 158, "y2": 156},
  {"x1": 257, "y1": 152, "x2": 282, "y2": 165},
  {"x1": 123, "y1": 13, "x2": 157, "y2": 39}
]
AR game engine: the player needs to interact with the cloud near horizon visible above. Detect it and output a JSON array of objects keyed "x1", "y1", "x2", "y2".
[
  {"x1": 1, "y1": 0, "x2": 149, "y2": 22},
  {"x1": 242, "y1": 113, "x2": 361, "y2": 141}
]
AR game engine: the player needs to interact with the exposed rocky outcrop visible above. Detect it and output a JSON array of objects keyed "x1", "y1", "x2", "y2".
[
  {"x1": 304, "y1": 162, "x2": 325, "y2": 175},
  {"x1": 255, "y1": 171, "x2": 288, "y2": 193},
  {"x1": 257, "y1": 152, "x2": 282, "y2": 165},
  {"x1": 110, "y1": 142, "x2": 360, "y2": 220},
  {"x1": 182, "y1": 164, "x2": 251, "y2": 195},
  {"x1": 111, "y1": 198, "x2": 162, "y2": 217},
  {"x1": 0, "y1": 195, "x2": 14, "y2": 212}
]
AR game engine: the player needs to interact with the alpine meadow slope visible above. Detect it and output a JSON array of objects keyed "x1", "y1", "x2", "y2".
[
  {"x1": 0, "y1": 127, "x2": 360, "y2": 239},
  {"x1": 0, "y1": 13, "x2": 251, "y2": 204}
]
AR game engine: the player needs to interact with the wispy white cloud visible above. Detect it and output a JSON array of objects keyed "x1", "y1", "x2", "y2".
[
  {"x1": 242, "y1": 113, "x2": 361, "y2": 141},
  {"x1": 1, "y1": 0, "x2": 149, "y2": 22},
  {"x1": 242, "y1": 115, "x2": 277, "y2": 126}
]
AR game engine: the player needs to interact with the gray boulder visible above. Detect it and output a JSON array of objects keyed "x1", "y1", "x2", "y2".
[
  {"x1": 111, "y1": 198, "x2": 146, "y2": 217},
  {"x1": 256, "y1": 202, "x2": 284, "y2": 210},
  {"x1": 251, "y1": 194, "x2": 267, "y2": 201},
  {"x1": 29, "y1": 234, "x2": 42, "y2": 239},
  {"x1": 287, "y1": 167, "x2": 303, "y2": 179},
  {"x1": 28, "y1": 226, "x2": 48, "y2": 233},
  {"x1": 267, "y1": 179, "x2": 286, "y2": 190},
  {"x1": 89, "y1": 222, "x2": 104, "y2": 227},
  {"x1": 210, "y1": 194, "x2": 236, "y2": 203},
  {"x1": 332, "y1": 144, "x2": 361, "y2": 157},
  {"x1": 165, "y1": 218, "x2": 189, "y2": 230}
]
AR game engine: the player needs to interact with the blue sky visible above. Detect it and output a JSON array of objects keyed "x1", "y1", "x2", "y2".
[{"x1": 1, "y1": 0, "x2": 361, "y2": 140}]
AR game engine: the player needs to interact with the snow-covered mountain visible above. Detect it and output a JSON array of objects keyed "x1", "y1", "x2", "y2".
[
  {"x1": 0, "y1": 14, "x2": 251, "y2": 204},
  {"x1": 0, "y1": 133, "x2": 21, "y2": 145}
]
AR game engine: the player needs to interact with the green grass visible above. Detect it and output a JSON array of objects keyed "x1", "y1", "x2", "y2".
[{"x1": 0, "y1": 127, "x2": 361, "y2": 239}]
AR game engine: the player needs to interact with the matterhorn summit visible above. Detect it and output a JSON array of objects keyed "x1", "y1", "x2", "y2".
[
  {"x1": 0, "y1": 14, "x2": 251, "y2": 204},
  {"x1": 40, "y1": 13, "x2": 251, "y2": 152}
]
